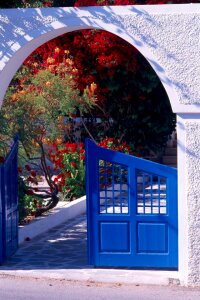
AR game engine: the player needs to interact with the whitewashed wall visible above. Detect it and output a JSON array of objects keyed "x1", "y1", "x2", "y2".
[{"x1": 0, "y1": 4, "x2": 200, "y2": 286}]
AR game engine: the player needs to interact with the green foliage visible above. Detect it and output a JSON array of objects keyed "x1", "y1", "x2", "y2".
[
  {"x1": 0, "y1": 1, "x2": 44, "y2": 8},
  {"x1": 103, "y1": 72, "x2": 176, "y2": 155},
  {"x1": 18, "y1": 176, "x2": 42, "y2": 222},
  {"x1": 0, "y1": 62, "x2": 96, "y2": 158},
  {"x1": 80, "y1": 57, "x2": 176, "y2": 155},
  {"x1": 0, "y1": 55, "x2": 96, "y2": 220},
  {"x1": 18, "y1": 176, "x2": 28, "y2": 222}
]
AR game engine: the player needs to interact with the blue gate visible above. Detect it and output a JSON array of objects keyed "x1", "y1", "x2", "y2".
[
  {"x1": 86, "y1": 139, "x2": 178, "y2": 269},
  {"x1": 0, "y1": 137, "x2": 18, "y2": 264}
]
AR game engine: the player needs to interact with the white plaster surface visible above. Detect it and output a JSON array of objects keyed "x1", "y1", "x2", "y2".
[
  {"x1": 0, "y1": 4, "x2": 200, "y2": 112},
  {"x1": 185, "y1": 121, "x2": 200, "y2": 285},
  {"x1": 176, "y1": 115, "x2": 188, "y2": 286},
  {"x1": 18, "y1": 196, "x2": 86, "y2": 245}
]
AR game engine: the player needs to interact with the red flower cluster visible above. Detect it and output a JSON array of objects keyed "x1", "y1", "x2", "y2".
[
  {"x1": 43, "y1": 1, "x2": 52, "y2": 7},
  {"x1": 23, "y1": 23, "x2": 138, "y2": 105},
  {"x1": 22, "y1": 0, "x2": 198, "y2": 107},
  {"x1": 48, "y1": 142, "x2": 85, "y2": 195},
  {"x1": 24, "y1": 165, "x2": 39, "y2": 188},
  {"x1": 99, "y1": 137, "x2": 132, "y2": 154}
]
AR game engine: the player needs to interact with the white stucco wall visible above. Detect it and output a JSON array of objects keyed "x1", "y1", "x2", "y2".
[
  {"x1": 177, "y1": 114, "x2": 200, "y2": 286},
  {"x1": 1, "y1": 4, "x2": 200, "y2": 286},
  {"x1": 185, "y1": 117, "x2": 200, "y2": 285}
]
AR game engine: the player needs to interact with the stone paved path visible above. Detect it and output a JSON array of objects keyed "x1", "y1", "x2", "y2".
[
  {"x1": 0, "y1": 213, "x2": 181, "y2": 286},
  {"x1": 0, "y1": 214, "x2": 88, "y2": 270}
]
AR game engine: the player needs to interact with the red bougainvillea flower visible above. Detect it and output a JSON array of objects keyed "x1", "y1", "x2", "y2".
[
  {"x1": 67, "y1": 143, "x2": 77, "y2": 153},
  {"x1": 27, "y1": 176, "x2": 34, "y2": 183},
  {"x1": 18, "y1": 167, "x2": 23, "y2": 173},
  {"x1": 58, "y1": 185, "x2": 62, "y2": 192},
  {"x1": 66, "y1": 171, "x2": 71, "y2": 178},
  {"x1": 31, "y1": 170, "x2": 37, "y2": 177},
  {"x1": 43, "y1": 1, "x2": 52, "y2": 7},
  {"x1": 71, "y1": 162, "x2": 77, "y2": 168},
  {"x1": 25, "y1": 164, "x2": 31, "y2": 171},
  {"x1": 33, "y1": 199, "x2": 38, "y2": 205},
  {"x1": 26, "y1": 189, "x2": 34, "y2": 195},
  {"x1": 52, "y1": 142, "x2": 57, "y2": 148}
]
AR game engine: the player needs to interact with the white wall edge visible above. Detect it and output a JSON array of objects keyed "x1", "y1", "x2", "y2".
[
  {"x1": 176, "y1": 114, "x2": 188, "y2": 285},
  {"x1": 18, "y1": 195, "x2": 86, "y2": 245}
]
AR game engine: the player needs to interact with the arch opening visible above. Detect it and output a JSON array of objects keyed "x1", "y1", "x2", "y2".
[{"x1": 0, "y1": 27, "x2": 177, "y2": 222}]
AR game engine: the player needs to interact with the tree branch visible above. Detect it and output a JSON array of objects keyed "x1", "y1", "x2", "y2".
[{"x1": 80, "y1": 115, "x2": 97, "y2": 143}]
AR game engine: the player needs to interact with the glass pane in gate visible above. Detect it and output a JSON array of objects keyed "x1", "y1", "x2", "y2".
[
  {"x1": 136, "y1": 170, "x2": 167, "y2": 214},
  {"x1": 98, "y1": 160, "x2": 129, "y2": 214}
]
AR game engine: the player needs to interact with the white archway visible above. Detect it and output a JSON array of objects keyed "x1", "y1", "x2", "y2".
[
  {"x1": 1, "y1": 4, "x2": 200, "y2": 113},
  {"x1": 1, "y1": 4, "x2": 200, "y2": 286}
]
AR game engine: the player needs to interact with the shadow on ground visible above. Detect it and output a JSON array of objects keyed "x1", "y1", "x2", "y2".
[{"x1": 0, "y1": 214, "x2": 90, "y2": 270}]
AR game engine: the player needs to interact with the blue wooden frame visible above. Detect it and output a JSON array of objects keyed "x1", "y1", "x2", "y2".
[
  {"x1": 86, "y1": 138, "x2": 178, "y2": 269},
  {"x1": 0, "y1": 137, "x2": 18, "y2": 264}
]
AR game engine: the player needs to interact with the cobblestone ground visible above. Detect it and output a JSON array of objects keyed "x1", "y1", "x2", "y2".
[
  {"x1": 0, "y1": 213, "x2": 183, "y2": 287},
  {"x1": 0, "y1": 214, "x2": 88, "y2": 270}
]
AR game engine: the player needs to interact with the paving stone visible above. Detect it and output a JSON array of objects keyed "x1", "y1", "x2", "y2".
[{"x1": 0, "y1": 214, "x2": 87, "y2": 270}]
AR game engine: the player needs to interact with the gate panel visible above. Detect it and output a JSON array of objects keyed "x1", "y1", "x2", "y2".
[
  {"x1": 0, "y1": 137, "x2": 18, "y2": 262},
  {"x1": 86, "y1": 139, "x2": 178, "y2": 269},
  {"x1": 0, "y1": 169, "x2": 3, "y2": 264}
]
